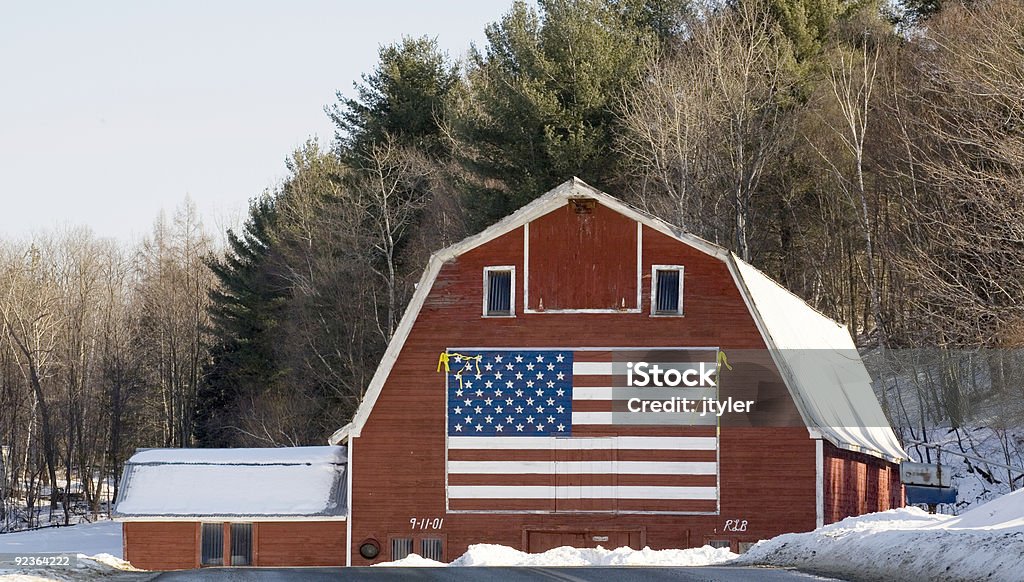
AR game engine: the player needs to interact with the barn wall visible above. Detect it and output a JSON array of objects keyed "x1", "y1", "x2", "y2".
[
  {"x1": 823, "y1": 442, "x2": 904, "y2": 524},
  {"x1": 123, "y1": 522, "x2": 198, "y2": 570},
  {"x1": 350, "y1": 205, "x2": 822, "y2": 564},
  {"x1": 254, "y1": 522, "x2": 346, "y2": 566},
  {"x1": 123, "y1": 521, "x2": 346, "y2": 570}
]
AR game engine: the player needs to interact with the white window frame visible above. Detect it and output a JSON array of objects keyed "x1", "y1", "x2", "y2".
[
  {"x1": 650, "y1": 265, "x2": 685, "y2": 316},
  {"x1": 483, "y1": 266, "x2": 516, "y2": 318}
]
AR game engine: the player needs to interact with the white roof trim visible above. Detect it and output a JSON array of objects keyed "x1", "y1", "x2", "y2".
[{"x1": 334, "y1": 178, "x2": 906, "y2": 461}]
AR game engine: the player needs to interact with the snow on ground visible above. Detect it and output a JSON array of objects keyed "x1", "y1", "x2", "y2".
[
  {"x1": 735, "y1": 488, "x2": 1024, "y2": 582},
  {"x1": 373, "y1": 543, "x2": 738, "y2": 567},
  {"x1": 0, "y1": 520, "x2": 134, "y2": 581}
]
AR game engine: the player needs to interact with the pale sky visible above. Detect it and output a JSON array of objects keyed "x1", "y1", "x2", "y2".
[{"x1": 0, "y1": 1, "x2": 516, "y2": 243}]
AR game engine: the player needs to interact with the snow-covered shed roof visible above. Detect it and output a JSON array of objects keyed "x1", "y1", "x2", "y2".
[
  {"x1": 113, "y1": 446, "x2": 347, "y2": 521},
  {"x1": 330, "y1": 178, "x2": 907, "y2": 462}
]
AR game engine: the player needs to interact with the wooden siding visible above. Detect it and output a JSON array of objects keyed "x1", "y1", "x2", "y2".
[
  {"x1": 351, "y1": 201, "x2": 822, "y2": 564},
  {"x1": 122, "y1": 521, "x2": 345, "y2": 570},
  {"x1": 123, "y1": 522, "x2": 198, "y2": 571},
  {"x1": 823, "y1": 442, "x2": 904, "y2": 524},
  {"x1": 527, "y1": 203, "x2": 638, "y2": 310}
]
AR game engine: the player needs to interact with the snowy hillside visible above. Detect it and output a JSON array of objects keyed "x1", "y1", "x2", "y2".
[{"x1": 0, "y1": 521, "x2": 133, "y2": 581}]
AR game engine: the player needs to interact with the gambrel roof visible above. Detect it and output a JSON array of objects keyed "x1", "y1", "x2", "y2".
[{"x1": 330, "y1": 178, "x2": 907, "y2": 462}]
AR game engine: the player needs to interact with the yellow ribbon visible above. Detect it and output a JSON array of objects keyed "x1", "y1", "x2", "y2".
[
  {"x1": 717, "y1": 350, "x2": 733, "y2": 371},
  {"x1": 437, "y1": 351, "x2": 484, "y2": 389}
]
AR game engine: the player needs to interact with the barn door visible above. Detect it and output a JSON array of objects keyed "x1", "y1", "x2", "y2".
[{"x1": 555, "y1": 437, "x2": 616, "y2": 512}]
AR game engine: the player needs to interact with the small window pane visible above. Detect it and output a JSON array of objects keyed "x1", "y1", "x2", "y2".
[
  {"x1": 230, "y1": 523, "x2": 252, "y2": 566},
  {"x1": 421, "y1": 538, "x2": 443, "y2": 561},
  {"x1": 655, "y1": 269, "x2": 681, "y2": 314},
  {"x1": 392, "y1": 538, "x2": 413, "y2": 560},
  {"x1": 707, "y1": 539, "x2": 731, "y2": 550},
  {"x1": 201, "y1": 523, "x2": 224, "y2": 566},
  {"x1": 487, "y1": 270, "x2": 512, "y2": 315}
]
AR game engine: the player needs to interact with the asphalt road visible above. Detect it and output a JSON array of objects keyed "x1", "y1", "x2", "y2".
[{"x1": 147, "y1": 566, "x2": 845, "y2": 581}]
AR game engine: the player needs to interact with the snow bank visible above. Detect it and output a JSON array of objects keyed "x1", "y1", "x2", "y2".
[
  {"x1": 736, "y1": 491, "x2": 1024, "y2": 582},
  {"x1": 0, "y1": 521, "x2": 135, "y2": 580},
  {"x1": 373, "y1": 543, "x2": 737, "y2": 568}
]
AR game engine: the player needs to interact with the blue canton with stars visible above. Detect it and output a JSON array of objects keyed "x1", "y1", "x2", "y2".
[{"x1": 447, "y1": 350, "x2": 573, "y2": 437}]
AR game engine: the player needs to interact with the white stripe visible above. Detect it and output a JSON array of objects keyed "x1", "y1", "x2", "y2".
[
  {"x1": 448, "y1": 461, "x2": 717, "y2": 475},
  {"x1": 572, "y1": 362, "x2": 613, "y2": 375},
  {"x1": 448, "y1": 485, "x2": 718, "y2": 500},
  {"x1": 572, "y1": 387, "x2": 717, "y2": 400},
  {"x1": 448, "y1": 436, "x2": 717, "y2": 450},
  {"x1": 572, "y1": 412, "x2": 718, "y2": 426}
]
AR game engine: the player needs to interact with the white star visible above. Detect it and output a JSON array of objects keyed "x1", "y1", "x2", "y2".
[
  {"x1": 505, "y1": 381, "x2": 513, "y2": 388},
  {"x1": 515, "y1": 406, "x2": 524, "y2": 413},
  {"x1": 506, "y1": 398, "x2": 514, "y2": 406},
  {"x1": 495, "y1": 406, "x2": 503, "y2": 413},
  {"x1": 453, "y1": 355, "x2": 462, "y2": 363},
  {"x1": 485, "y1": 363, "x2": 493, "y2": 371},
  {"x1": 516, "y1": 424, "x2": 524, "y2": 432},
  {"x1": 495, "y1": 371, "x2": 503, "y2": 380},
  {"x1": 506, "y1": 363, "x2": 513, "y2": 370},
  {"x1": 526, "y1": 415, "x2": 535, "y2": 424},
  {"x1": 536, "y1": 372, "x2": 544, "y2": 379},
  {"x1": 495, "y1": 425, "x2": 504, "y2": 432},
  {"x1": 515, "y1": 372, "x2": 523, "y2": 380},
  {"x1": 514, "y1": 355, "x2": 523, "y2": 363},
  {"x1": 556, "y1": 372, "x2": 565, "y2": 380},
  {"x1": 547, "y1": 363, "x2": 554, "y2": 371},
  {"x1": 464, "y1": 399, "x2": 472, "y2": 406},
  {"x1": 495, "y1": 389, "x2": 504, "y2": 397},
  {"x1": 506, "y1": 416, "x2": 514, "y2": 424},
  {"x1": 456, "y1": 389, "x2": 464, "y2": 397},
  {"x1": 547, "y1": 381, "x2": 554, "y2": 388},
  {"x1": 475, "y1": 406, "x2": 482, "y2": 414},
  {"x1": 526, "y1": 397, "x2": 534, "y2": 405},
  {"x1": 455, "y1": 424, "x2": 462, "y2": 432},
  {"x1": 536, "y1": 354, "x2": 544, "y2": 362},
  {"x1": 526, "y1": 363, "x2": 535, "y2": 371},
  {"x1": 556, "y1": 354, "x2": 564, "y2": 362},
  {"x1": 556, "y1": 406, "x2": 565, "y2": 413},
  {"x1": 484, "y1": 380, "x2": 493, "y2": 389},
  {"x1": 547, "y1": 416, "x2": 555, "y2": 424},
  {"x1": 515, "y1": 390, "x2": 524, "y2": 397},
  {"x1": 536, "y1": 388, "x2": 544, "y2": 396},
  {"x1": 485, "y1": 415, "x2": 493, "y2": 424},
  {"x1": 547, "y1": 398, "x2": 554, "y2": 406},
  {"x1": 465, "y1": 381, "x2": 473, "y2": 389},
  {"x1": 465, "y1": 416, "x2": 473, "y2": 424},
  {"x1": 476, "y1": 389, "x2": 484, "y2": 397},
  {"x1": 454, "y1": 406, "x2": 462, "y2": 414},
  {"x1": 536, "y1": 424, "x2": 545, "y2": 431},
  {"x1": 476, "y1": 424, "x2": 483, "y2": 432},
  {"x1": 556, "y1": 389, "x2": 565, "y2": 397},
  {"x1": 536, "y1": 406, "x2": 544, "y2": 413},
  {"x1": 557, "y1": 424, "x2": 566, "y2": 431},
  {"x1": 526, "y1": 381, "x2": 534, "y2": 388},
  {"x1": 484, "y1": 397, "x2": 493, "y2": 405},
  {"x1": 475, "y1": 373, "x2": 482, "y2": 380},
  {"x1": 495, "y1": 355, "x2": 503, "y2": 363}
]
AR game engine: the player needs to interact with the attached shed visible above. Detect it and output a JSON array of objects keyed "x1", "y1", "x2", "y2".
[
  {"x1": 332, "y1": 178, "x2": 907, "y2": 565},
  {"x1": 113, "y1": 446, "x2": 347, "y2": 570}
]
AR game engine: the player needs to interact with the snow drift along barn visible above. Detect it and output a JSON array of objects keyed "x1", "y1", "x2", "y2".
[{"x1": 333, "y1": 179, "x2": 907, "y2": 565}]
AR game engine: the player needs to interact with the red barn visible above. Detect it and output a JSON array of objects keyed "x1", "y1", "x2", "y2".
[{"x1": 332, "y1": 179, "x2": 907, "y2": 565}]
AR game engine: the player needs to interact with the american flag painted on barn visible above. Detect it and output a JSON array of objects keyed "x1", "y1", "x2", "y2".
[{"x1": 444, "y1": 348, "x2": 720, "y2": 514}]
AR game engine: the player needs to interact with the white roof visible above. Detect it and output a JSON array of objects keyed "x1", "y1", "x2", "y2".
[
  {"x1": 113, "y1": 446, "x2": 347, "y2": 520},
  {"x1": 331, "y1": 178, "x2": 907, "y2": 462}
]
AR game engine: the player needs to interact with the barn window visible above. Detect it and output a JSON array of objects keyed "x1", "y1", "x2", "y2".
[
  {"x1": 391, "y1": 537, "x2": 413, "y2": 560},
  {"x1": 651, "y1": 266, "x2": 684, "y2": 316},
  {"x1": 230, "y1": 523, "x2": 252, "y2": 566},
  {"x1": 420, "y1": 538, "x2": 443, "y2": 561},
  {"x1": 483, "y1": 266, "x2": 515, "y2": 317},
  {"x1": 200, "y1": 523, "x2": 224, "y2": 566},
  {"x1": 707, "y1": 540, "x2": 732, "y2": 550}
]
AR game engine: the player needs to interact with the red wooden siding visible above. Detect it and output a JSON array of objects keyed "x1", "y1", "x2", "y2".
[
  {"x1": 351, "y1": 200, "x2": 824, "y2": 564},
  {"x1": 823, "y1": 443, "x2": 903, "y2": 524},
  {"x1": 122, "y1": 521, "x2": 345, "y2": 570},
  {"x1": 527, "y1": 202, "x2": 638, "y2": 310}
]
